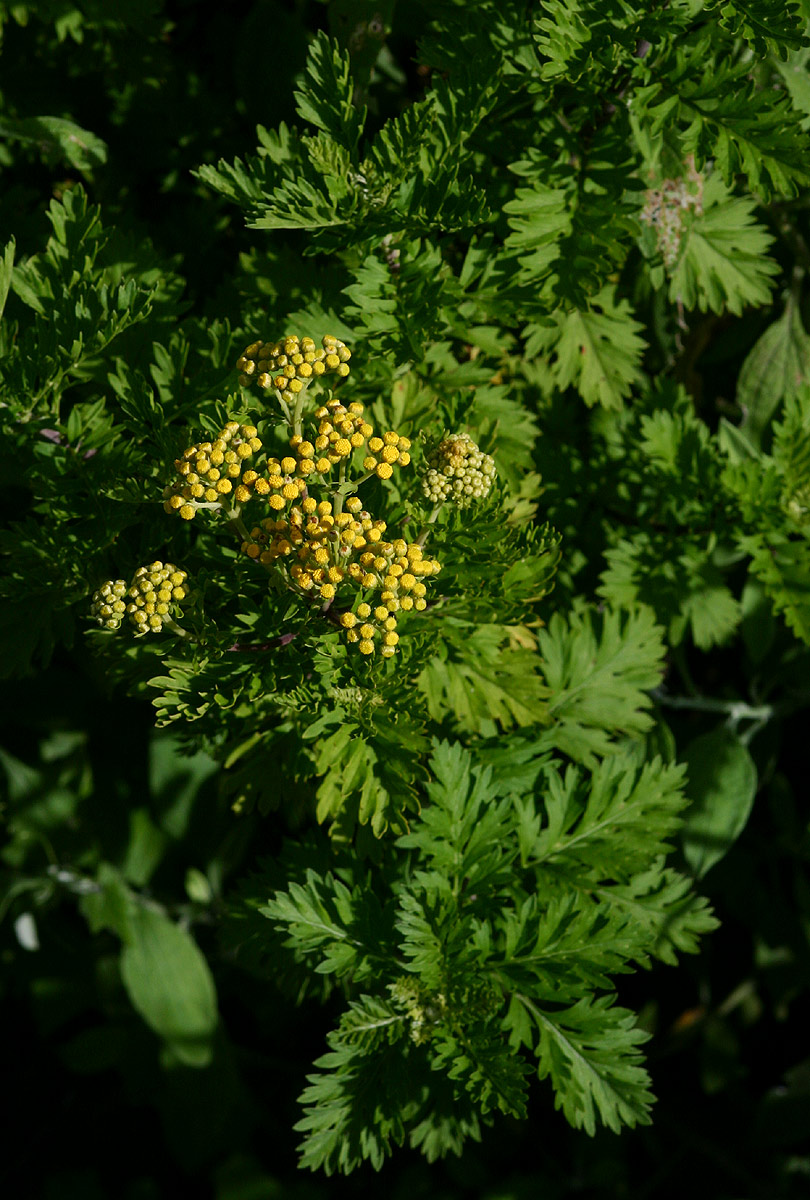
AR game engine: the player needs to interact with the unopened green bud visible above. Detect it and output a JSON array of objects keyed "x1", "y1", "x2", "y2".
[{"x1": 421, "y1": 433, "x2": 496, "y2": 508}]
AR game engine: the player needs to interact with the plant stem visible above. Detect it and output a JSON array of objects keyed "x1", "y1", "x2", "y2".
[
  {"x1": 226, "y1": 509, "x2": 251, "y2": 542},
  {"x1": 651, "y1": 688, "x2": 774, "y2": 723},
  {"x1": 164, "y1": 616, "x2": 193, "y2": 640},
  {"x1": 333, "y1": 460, "x2": 348, "y2": 517},
  {"x1": 292, "y1": 387, "x2": 306, "y2": 439},
  {"x1": 275, "y1": 388, "x2": 292, "y2": 425},
  {"x1": 416, "y1": 505, "x2": 443, "y2": 547}
]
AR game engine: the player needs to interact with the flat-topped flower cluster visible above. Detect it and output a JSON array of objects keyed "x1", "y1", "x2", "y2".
[{"x1": 91, "y1": 334, "x2": 495, "y2": 660}]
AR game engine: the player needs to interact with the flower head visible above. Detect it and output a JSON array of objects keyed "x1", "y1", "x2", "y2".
[
  {"x1": 236, "y1": 333, "x2": 351, "y2": 405},
  {"x1": 421, "y1": 433, "x2": 496, "y2": 508},
  {"x1": 91, "y1": 562, "x2": 189, "y2": 635},
  {"x1": 163, "y1": 424, "x2": 260, "y2": 520}
]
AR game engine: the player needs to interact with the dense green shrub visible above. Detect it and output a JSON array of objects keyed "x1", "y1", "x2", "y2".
[{"x1": 2, "y1": 1, "x2": 810, "y2": 1195}]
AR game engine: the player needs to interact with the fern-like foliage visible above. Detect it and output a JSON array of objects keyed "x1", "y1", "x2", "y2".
[
  {"x1": 524, "y1": 288, "x2": 647, "y2": 410},
  {"x1": 256, "y1": 740, "x2": 715, "y2": 1171},
  {"x1": 662, "y1": 175, "x2": 778, "y2": 314},
  {"x1": 710, "y1": 0, "x2": 808, "y2": 59},
  {"x1": 536, "y1": 606, "x2": 665, "y2": 761},
  {"x1": 1, "y1": 187, "x2": 157, "y2": 421}
]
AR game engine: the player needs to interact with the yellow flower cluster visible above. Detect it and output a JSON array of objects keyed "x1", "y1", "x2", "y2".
[
  {"x1": 163, "y1": 423, "x2": 261, "y2": 521},
  {"x1": 362, "y1": 430, "x2": 411, "y2": 481},
  {"x1": 233, "y1": 458, "x2": 308, "y2": 510},
  {"x1": 240, "y1": 496, "x2": 440, "y2": 657},
  {"x1": 236, "y1": 333, "x2": 351, "y2": 403},
  {"x1": 421, "y1": 432, "x2": 496, "y2": 507},
  {"x1": 305, "y1": 397, "x2": 374, "y2": 465},
  {"x1": 91, "y1": 563, "x2": 188, "y2": 635},
  {"x1": 293, "y1": 396, "x2": 410, "y2": 480}
]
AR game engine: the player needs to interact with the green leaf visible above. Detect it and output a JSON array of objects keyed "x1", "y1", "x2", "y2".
[
  {"x1": 595, "y1": 864, "x2": 719, "y2": 966},
  {"x1": 262, "y1": 867, "x2": 386, "y2": 981},
  {"x1": 717, "y1": 416, "x2": 762, "y2": 464},
  {"x1": 120, "y1": 906, "x2": 218, "y2": 1066},
  {"x1": 0, "y1": 114, "x2": 107, "y2": 173},
  {"x1": 294, "y1": 989, "x2": 419, "y2": 1173},
  {"x1": 525, "y1": 287, "x2": 646, "y2": 409},
  {"x1": 0, "y1": 237, "x2": 14, "y2": 324},
  {"x1": 738, "y1": 297, "x2": 810, "y2": 441},
  {"x1": 429, "y1": 1023, "x2": 530, "y2": 1118},
  {"x1": 397, "y1": 739, "x2": 515, "y2": 896},
  {"x1": 775, "y1": 46, "x2": 810, "y2": 123},
  {"x1": 418, "y1": 623, "x2": 550, "y2": 734},
  {"x1": 739, "y1": 530, "x2": 810, "y2": 644},
  {"x1": 529, "y1": 754, "x2": 688, "y2": 879},
  {"x1": 79, "y1": 864, "x2": 135, "y2": 942},
  {"x1": 658, "y1": 53, "x2": 810, "y2": 197},
  {"x1": 538, "y1": 606, "x2": 666, "y2": 762},
  {"x1": 680, "y1": 727, "x2": 758, "y2": 878},
  {"x1": 711, "y1": 0, "x2": 808, "y2": 58},
  {"x1": 680, "y1": 564, "x2": 742, "y2": 650},
  {"x1": 503, "y1": 183, "x2": 570, "y2": 283},
  {"x1": 121, "y1": 809, "x2": 169, "y2": 887},
  {"x1": 148, "y1": 731, "x2": 219, "y2": 840},
  {"x1": 509, "y1": 992, "x2": 653, "y2": 1135},
  {"x1": 294, "y1": 31, "x2": 366, "y2": 155},
  {"x1": 667, "y1": 174, "x2": 778, "y2": 315},
  {"x1": 740, "y1": 579, "x2": 777, "y2": 663}
]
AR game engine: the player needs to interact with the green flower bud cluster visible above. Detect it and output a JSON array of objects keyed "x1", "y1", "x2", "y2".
[
  {"x1": 421, "y1": 433, "x2": 496, "y2": 507},
  {"x1": 90, "y1": 579, "x2": 128, "y2": 630},
  {"x1": 236, "y1": 333, "x2": 351, "y2": 404},
  {"x1": 91, "y1": 562, "x2": 189, "y2": 635},
  {"x1": 389, "y1": 977, "x2": 447, "y2": 1045},
  {"x1": 784, "y1": 481, "x2": 810, "y2": 525},
  {"x1": 640, "y1": 159, "x2": 704, "y2": 270}
]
